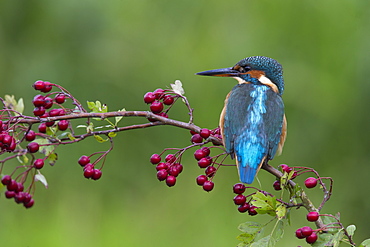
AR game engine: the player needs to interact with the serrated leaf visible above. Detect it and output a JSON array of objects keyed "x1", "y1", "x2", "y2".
[
  {"x1": 171, "y1": 80, "x2": 185, "y2": 95},
  {"x1": 238, "y1": 221, "x2": 263, "y2": 234},
  {"x1": 250, "y1": 235, "x2": 273, "y2": 247},
  {"x1": 275, "y1": 203, "x2": 286, "y2": 220},
  {"x1": 312, "y1": 233, "x2": 335, "y2": 247},
  {"x1": 346, "y1": 225, "x2": 356, "y2": 236},
  {"x1": 67, "y1": 132, "x2": 76, "y2": 141},
  {"x1": 94, "y1": 134, "x2": 108, "y2": 143},
  {"x1": 16, "y1": 98, "x2": 24, "y2": 114},
  {"x1": 236, "y1": 233, "x2": 255, "y2": 244},
  {"x1": 251, "y1": 191, "x2": 276, "y2": 216},
  {"x1": 271, "y1": 220, "x2": 284, "y2": 242},
  {"x1": 35, "y1": 172, "x2": 48, "y2": 188},
  {"x1": 321, "y1": 215, "x2": 339, "y2": 233},
  {"x1": 108, "y1": 132, "x2": 117, "y2": 138},
  {"x1": 115, "y1": 108, "x2": 126, "y2": 125},
  {"x1": 331, "y1": 230, "x2": 344, "y2": 247},
  {"x1": 360, "y1": 238, "x2": 370, "y2": 247},
  {"x1": 47, "y1": 152, "x2": 58, "y2": 166}
]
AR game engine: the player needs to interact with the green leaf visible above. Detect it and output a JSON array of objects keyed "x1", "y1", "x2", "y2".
[
  {"x1": 321, "y1": 215, "x2": 340, "y2": 233},
  {"x1": 251, "y1": 191, "x2": 276, "y2": 216},
  {"x1": 331, "y1": 230, "x2": 344, "y2": 247},
  {"x1": 312, "y1": 233, "x2": 335, "y2": 247},
  {"x1": 360, "y1": 238, "x2": 370, "y2": 247},
  {"x1": 115, "y1": 108, "x2": 126, "y2": 125},
  {"x1": 16, "y1": 98, "x2": 24, "y2": 114},
  {"x1": 275, "y1": 203, "x2": 286, "y2": 220},
  {"x1": 346, "y1": 224, "x2": 356, "y2": 236},
  {"x1": 47, "y1": 152, "x2": 58, "y2": 166},
  {"x1": 94, "y1": 134, "x2": 108, "y2": 143},
  {"x1": 250, "y1": 235, "x2": 274, "y2": 247},
  {"x1": 34, "y1": 138, "x2": 53, "y2": 156},
  {"x1": 271, "y1": 220, "x2": 284, "y2": 242},
  {"x1": 238, "y1": 221, "x2": 263, "y2": 234},
  {"x1": 108, "y1": 131, "x2": 117, "y2": 138}
]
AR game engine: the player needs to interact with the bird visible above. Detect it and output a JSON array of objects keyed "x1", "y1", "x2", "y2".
[{"x1": 196, "y1": 56, "x2": 287, "y2": 184}]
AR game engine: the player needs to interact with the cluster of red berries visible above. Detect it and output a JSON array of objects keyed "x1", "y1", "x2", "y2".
[
  {"x1": 0, "y1": 121, "x2": 16, "y2": 152},
  {"x1": 190, "y1": 127, "x2": 222, "y2": 145},
  {"x1": 1, "y1": 175, "x2": 35, "y2": 208},
  {"x1": 32, "y1": 80, "x2": 69, "y2": 132},
  {"x1": 78, "y1": 155, "x2": 103, "y2": 180},
  {"x1": 144, "y1": 89, "x2": 176, "y2": 120},
  {"x1": 150, "y1": 153, "x2": 183, "y2": 187},
  {"x1": 194, "y1": 145, "x2": 216, "y2": 192},
  {"x1": 232, "y1": 183, "x2": 258, "y2": 215},
  {"x1": 295, "y1": 226, "x2": 318, "y2": 244},
  {"x1": 272, "y1": 165, "x2": 319, "y2": 191}
]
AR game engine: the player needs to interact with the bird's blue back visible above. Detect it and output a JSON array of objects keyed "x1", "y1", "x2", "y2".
[{"x1": 222, "y1": 83, "x2": 284, "y2": 184}]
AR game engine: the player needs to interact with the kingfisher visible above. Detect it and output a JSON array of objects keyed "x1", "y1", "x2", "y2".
[{"x1": 196, "y1": 56, "x2": 287, "y2": 184}]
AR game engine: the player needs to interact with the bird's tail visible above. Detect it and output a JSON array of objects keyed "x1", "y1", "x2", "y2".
[{"x1": 235, "y1": 141, "x2": 267, "y2": 184}]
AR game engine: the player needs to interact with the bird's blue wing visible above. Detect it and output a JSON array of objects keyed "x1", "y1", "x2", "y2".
[{"x1": 221, "y1": 83, "x2": 284, "y2": 184}]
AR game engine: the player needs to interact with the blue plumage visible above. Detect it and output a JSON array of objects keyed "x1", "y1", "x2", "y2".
[{"x1": 196, "y1": 56, "x2": 286, "y2": 184}]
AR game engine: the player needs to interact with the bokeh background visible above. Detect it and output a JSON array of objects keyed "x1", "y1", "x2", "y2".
[{"x1": 1, "y1": 0, "x2": 369, "y2": 246}]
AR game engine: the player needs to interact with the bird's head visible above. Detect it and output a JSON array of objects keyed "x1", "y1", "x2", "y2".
[{"x1": 196, "y1": 56, "x2": 284, "y2": 95}]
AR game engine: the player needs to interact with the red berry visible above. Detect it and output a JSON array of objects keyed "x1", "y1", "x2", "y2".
[
  {"x1": 7, "y1": 180, "x2": 18, "y2": 191},
  {"x1": 199, "y1": 128, "x2": 211, "y2": 139},
  {"x1": 25, "y1": 130, "x2": 36, "y2": 141},
  {"x1": 57, "y1": 120, "x2": 69, "y2": 131},
  {"x1": 14, "y1": 192, "x2": 25, "y2": 203},
  {"x1": 295, "y1": 228, "x2": 305, "y2": 239},
  {"x1": 202, "y1": 180, "x2": 214, "y2": 192},
  {"x1": 15, "y1": 182, "x2": 24, "y2": 192},
  {"x1": 190, "y1": 130, "x2": 197, "y2": 135},
  {"x1": 200, "y1": 146, "x2": 210, "y2": 156},
  {"x1": 84, "y1": 167, "x2": 94, "y2": 179},
  {"x1": 144, "y1": 92, "x2": 156, "y2": 104},
  {"x1": 1, "y1": 175, "x2": 11, "y2": 185},
  {"x1": 307, "y1": 211, "x2": 319, "y2": 222},
  {"x1": 233, "y1": 183, "x2": 246, "y2": 194},
  {"x1": 23, "y1": 193, "x2": 32, "y2": 204},
  {"x1": 248, "y1": 206, "x2": 258, "y2": 216},
  {"x1": 300, "y1": 226, "x2": 313, "y2": 237},
  {"x1": 2, "y1": 134, "x2": 12, "y2": 145},
  {"x1": 273, "y1": 180, "x2": 282, "y2": 190},
  {"x1": 49, "y1": 109, "x2": 60, "y2": 117},
  {"x1": 279, "y1": 164, "x2": 289, "y2": 172},
  {"x1": 165, "y1": 154, "x2": 176, "y2": 163},
  {"x1": 168, "y1": 166, "x2": 181, "y2": 177},
  {"x1": 8, "y1": 138, "x2": 16, "y2": 151},
  {"x1": 38, "y1": 123, "x2": 47, "y2": 133},
  {"x1": 33, "y1": 95, "x2": 45, "y2": 107},
  {"x1": 33, "y1": 107, "x2": 46, "y2": 116},
  {"x1": 205, "y1": 166, "x2": 216, "y2": 177},
  {"x1": 92, "y1": 169, "x2": 102, "y2": 180},
  {"x1": 33, "y1": 80, "x2": 45, "y2": 91},
  {"x1": 173, "y1": 163, "x2": 183, "y2": 173},
  {"x1": 45, "y1": 121, "x2": 55, "y2": 127},
  {"x1": 198, "y1": 157, "x2": 212, "y2": 168},
  {"x1": 43, "y1": 97, "x2": 53, "y2": 109},
  {"x1": 78, "y1": 155, "x2": 90, "y2": 166},
  {"x1": 196, "y1": 175, "x2": 208, "y2": 185},
  {"x1": 194, "y1": 149, "x2": 206, "y2": 160},
  {"x1": 305, "y1": 177, "x2": 318, "y2": 188},
  {"x1": 156, "y1": 162, "x2": 169, "y2": 171},
  {"x1": 306, "y1": 232, "x2": 318, "y2": 244},
  {"x1": 166, "y1": 175, "x2": 176, "y2": 187},
  {"x1": 54, "y1": 94, "x2": 66, "y2": 104},
  {"x1": 150, "y1": 101, "x2": 164, "y2": 113},
  {"x1": 156, "y1": 169, "x2": 168, "y2": 181},
  {"x1": 40, "y1": 81, "x2": 52, "y2": 93},
  {"x1": 33, "y1": 159, "x2": 44, "y2": 169},
  {"x1": 191, "y1": 134, "x2": 203, "y2": 143},
  {"x1": 150, "y1": 154, "x2": 161, "y2": 164},
  {"x1": 153, "y1": 89, "x2": 165, "y2": 99},
  {"x1": 27, "y1": 142, "x2": 39, "y2": 153},
  {"x1": 233, "y1": 194, "x2": 246, "y2": 205},
  {"x1": 24, "y1": 198, "x2": 35, "y2": 208},
  {"x1": 5, "y1": 190, "x2": 16, "y2": 199},
  {"x1": 238, "y1": 203, "x2": 250, "y2": 213},
  {"x1": 163, "y1": 95, "x2": 174, "y2": 105}
]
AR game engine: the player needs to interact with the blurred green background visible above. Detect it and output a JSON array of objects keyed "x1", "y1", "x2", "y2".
[{"x1": 1, "y1": 0, "x2": 369, "y2": 246}]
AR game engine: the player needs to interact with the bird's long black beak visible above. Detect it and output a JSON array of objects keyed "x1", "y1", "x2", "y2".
[{"x1": 196, "y1": 67, "x2": 239, "y2": 77}]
